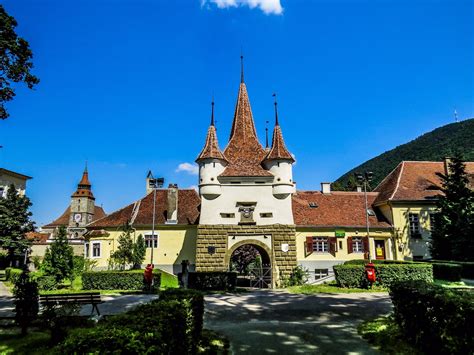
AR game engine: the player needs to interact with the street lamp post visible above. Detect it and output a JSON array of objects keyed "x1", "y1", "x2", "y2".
[
  {"x1": 355, "y1": 171, "x2": 373, "y2": 262},
  {"x1": 147, "y1": 172, "x2": 163, "y2": 266}
]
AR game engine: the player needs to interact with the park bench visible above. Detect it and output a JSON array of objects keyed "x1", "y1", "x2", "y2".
[{"x1": 39, "y1": 292, "x2": 103, "y2": 316}]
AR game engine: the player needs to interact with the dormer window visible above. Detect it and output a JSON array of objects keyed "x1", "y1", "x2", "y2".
[{"x1": 309, "y1": 202, "x2": 318, "y2": 208}]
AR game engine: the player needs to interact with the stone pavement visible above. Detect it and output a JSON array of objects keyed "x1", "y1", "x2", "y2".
[{"x1": 204, "y1": 290, "x2": 392, "y2": 354}]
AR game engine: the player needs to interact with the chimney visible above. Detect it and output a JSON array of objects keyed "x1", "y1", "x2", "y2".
[
  {"x1": 356, "y1": 186, "x2": 363, "y2": 193},
  {"x1": 321, "y1": 182, "x2": 331, "y2": 194},
  {"x1": 444, "y1": 157, "x2": 452, "y2": 176},
  {"x1": 166, "y1": 183, "x2": 178, "y2": 224}
]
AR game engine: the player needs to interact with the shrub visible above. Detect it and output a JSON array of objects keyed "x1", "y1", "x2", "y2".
[
  {"x1": 334, "y1": 263, "x2": 433, "y2": 288},
  {"x1": 432, "y1": 262, "x2": 462, "y2": 281},
  {"x1": 431, "y1": 260, "x2": 474, "y2": 279},
  {"x1": 5, "y1": 267, "x2": 22, "y2": 284},
  {"x1": 390, "y1": 281, "x2": 474, "y2": 354},
  {"x1": 344, "y1": 259, "x2": 413, "y2": 265},
  {"x1": 187, "y1": 271, "x2": 237, "y2": 291},
  {"x1": 13, "y1": 268, "x2": 39, "y2": 335},
  {"x1": 36, "y1": 275, "x2": 58, "y2": 291},
  {"x1": 283, "y1": 265, "x2": 309, "y2": 286},
  {"x1": 72, "y1": 256, "x2": 85, "y2": 277},
  {"x1": 59, "y1": 289, "x2": 205, "y2": 354},
  {"x1": 82, "y1": 270, "x2": 161, "y2": 290}
]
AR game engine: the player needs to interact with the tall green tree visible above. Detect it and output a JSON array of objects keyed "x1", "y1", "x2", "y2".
[
  {"x1": 132, "y1": 234, "x2": 146, "y2": 269},
  {"x1": 112, "y1": 223, "x2": 134, "y2": 270},
  {"x1": 0, "y1": 5, "x2": 39, "y2": 119},
  {"x1": 0, "y1": 184, "x2": 34, "y2": 265},
  {"x1": 42, "y1": 226, "x2": 74, "y2": 283},
  {"x1": 430, "y1": 155, "x2": 474, "y2": 261},
  {"x1": 13, "y1": 267, "x2": 39, "y2": 335}
]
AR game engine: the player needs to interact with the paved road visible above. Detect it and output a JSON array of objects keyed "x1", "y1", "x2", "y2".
[{"x1": 204, "y1": 290, "x2": 392, "y2": 354}]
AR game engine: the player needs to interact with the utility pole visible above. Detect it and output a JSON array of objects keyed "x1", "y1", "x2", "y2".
[
  {"x1": 147, "y1": 171, "x2": 164, "y2": 266},
  {"x1": 355, "y1": 171, "x2": 373, "y2": 262}
]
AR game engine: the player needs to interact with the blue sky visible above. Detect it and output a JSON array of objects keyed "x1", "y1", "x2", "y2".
[{"x1": 1, "y1": 0, "x2": 473, "y2": 226}]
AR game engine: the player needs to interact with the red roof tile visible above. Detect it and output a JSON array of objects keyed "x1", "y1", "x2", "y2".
[
  {"x1": 88, "y1": 189, "x2": 200, "y2": 228},
  {"x1": 293, "y1": 191, "x2": 391, "y2": 228},
  {"x1": 264, "y1": 123, "x2": 294, "y2": 162},
  {"x1": 43, "y1": 205, "x2": 106, "y2": 228},
  {"x1": 221, "y1": 83, "x2": 272, "y2": 177},
  {"x1": 196, "y1": 125, "x2": 227, "y2": 162},
  {"x1": 26, "y1": 232, "x2": 49, "y2": 244},
  {"x1": 374, "y1": 161, "x2": 474, "y2": 204},
  {"x1": 71, "y1": 168, "x2": 94, "y2": 199}
]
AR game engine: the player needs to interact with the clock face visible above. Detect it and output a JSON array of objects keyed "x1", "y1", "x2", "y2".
[{"x1": 74, "y1": 213, "x2": 82, "y2": 223}]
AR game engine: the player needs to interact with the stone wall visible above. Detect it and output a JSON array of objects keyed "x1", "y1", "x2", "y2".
[{"x1": 196, "y1": 224, "x2": 296, "y2": 287}]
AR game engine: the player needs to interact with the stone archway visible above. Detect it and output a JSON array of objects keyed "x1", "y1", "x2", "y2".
[{"x1": 226, "y1": 240, "x2": 273, "y2": 288}]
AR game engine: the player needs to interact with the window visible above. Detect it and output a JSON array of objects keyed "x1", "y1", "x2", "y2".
[
  {"x1": 92, "y1": 242, "x2": 101, "y2": 258},
  {"x1": 429, "y1": 213, "x2": 438, "y2": 231},
  {"x1": 314, "y1": 269, "x2": 329, "y2": 279},
  {"x1": 408, "y1": 213, "x2": 421, "y2": 238},
  {"x1": 220, "y1": 213, "x2": 235, "y2": 218},
  {"x1": 312, "y1": 237, "x2": 329, "y2": 253},
  {"x1": 145, "y1": 234, "x2": 158, "y2": 248},
  {"x1": 260, "y1": 212, "x2": 273, "y2": 218},
  {"x1": 85, "y1": 242, "x2": 90, "y2": 258},
  {"x1": 352, "y1": 237, "x2": 364, "y2": 253}
]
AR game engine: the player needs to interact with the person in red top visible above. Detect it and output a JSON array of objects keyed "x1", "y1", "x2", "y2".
[{"x1": 144, "y1": 264, "x2": 154, "y2": 292}]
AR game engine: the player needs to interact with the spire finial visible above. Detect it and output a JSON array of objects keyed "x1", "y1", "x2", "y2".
[
  {"x1": 211, "y1": 98, "x2": 215, "y2": 126},
  {"x1": 240, "y1": 50, "x2": 244, "y2": 83},
  {"x1": 272, "y1": 93, "x2": 279, "y2": 126},
  {"x1": 265, "y1": 120, "x2": 269, "y2": 148},
  {"x1": 84, "y1": 160, "x2": 88, "y2": 173}
]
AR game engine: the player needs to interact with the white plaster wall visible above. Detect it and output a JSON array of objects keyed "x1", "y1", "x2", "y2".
[
  {"x1": 265, "y1": 160, "x2": 293, "y2": 185},
  {"x1": 0, "y1": 175, "x2": 27, "y2": 197},
  {"x1": 199, "y1": 183, "x2": 294, "y2": 225},
  {"x1": 199, "y1": 159, "x2": 226, "y2": 185}
]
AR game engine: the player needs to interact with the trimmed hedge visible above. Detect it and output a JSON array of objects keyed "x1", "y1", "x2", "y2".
[
  {"x1": 432, "y1": 263, "x2": 462, "y2": 281},
  {"x1": 334, "y1": 263, "x2": 433, "y2": 288},
  {"x1": 58, "y1": 289, "x2": 204, "y2": 354},
  {"x1": 187, "y1": 272, "x2": 237, "y2": 291},
  {"x1": 431, "y1": 260, "x2": 474, "y2": 279},
  {"x1": 82, "y1": 270, "x2": 161, "y2": 290},
  {"x1": 390, "y1": 281, "x2": 474, "y2": 354},
  {"x1": 344, "y1": 259, "x2": 414, "y2": 265},
  {"x1": 5, "y1": 267, "x2": 22, "y2": 284}
]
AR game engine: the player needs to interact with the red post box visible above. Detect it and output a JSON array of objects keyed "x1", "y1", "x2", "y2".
[
  {"x1": 365, "y1": 263, "x2": 376, "y2": 286},
  {"x1": 144, "y1": 264, "x2": 154, "y2": 291}
]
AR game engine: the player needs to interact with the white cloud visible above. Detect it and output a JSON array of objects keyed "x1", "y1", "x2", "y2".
[
  {"x1": 176, "y1": 162, "x2": 199, "y2": 175},
  {"x1": 291, "y1": 153, "x2": 297, "y2": 166},
  {"x1": 202, "y1": 0, "x2": 283, "y2": 15}
]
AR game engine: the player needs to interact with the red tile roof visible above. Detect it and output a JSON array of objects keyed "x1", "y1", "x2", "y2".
[
  {"x1": 374, "y1": 161, "x2": 474, "y2": 204},
  {"x1": 293, "y1": 191, "x2": 391, "y2": 228},
  {"x1": 196, "y1": 125, "x2": 227, "y2": 162},
  {"x1": 88, "y1": 189, "x2": 200, "y2": 228},
  {"x1": 43, "y1": 205, "x2": 106, "y2": 228},
  {"x1": 72, "y1": 169, "x2": 94, "y2": 199},
  {"x1": 221, "y1": 83, "x2": 272, "y2": 177},
  {"x1": 26, "y1": 232, "x2": 49, "y2": 244},
  {"x1": 264, "y1": 123, "x2": 294, "y2": 162}
]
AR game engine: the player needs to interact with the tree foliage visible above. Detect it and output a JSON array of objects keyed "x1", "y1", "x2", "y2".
[
  {"x1": 13, "y1": 267, "x2": 39, "y2": 335},
  {"x1": 334, "y1": 119, "x2": 474, "y2": 190},
  {"x1": 230, "y1": 245, "x2": 260, "y2": 274},
  {"x1": 111, "y1": 223, "x2": 134, "y2": 270},
  {"x1": 0, "y1": 5, "x2": 39, "y2": 119},
  {"x1": 0, "y1": 184, "x2": 34, "y2": 264},
  {"x1": 132, "y1": 234, "x2": 146, "y2": 269},
  {"x1": 430, "y1": 155, "x2": 474, "y2": 261},
  {"x1": 42, "y1": 225, "x2": 74, "y2": 283}
]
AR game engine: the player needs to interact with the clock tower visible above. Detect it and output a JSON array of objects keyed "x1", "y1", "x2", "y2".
[{"x1": 69, "y1": 166, "x2": 96, "y2": 237}]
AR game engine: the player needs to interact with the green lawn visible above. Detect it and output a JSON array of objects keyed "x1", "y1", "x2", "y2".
[
  {"x1": 0, "y1": 328, "x2": 51, "y2": 355},
  {"x1": 287, "y1": 282, "x2": 387, "y2": 294},
  {"x1": 358, "y1": 315, "x2": 418, "y2": 354},
  {"x1": 434, "y1": 279, "x2": 474, "y2": 288}
]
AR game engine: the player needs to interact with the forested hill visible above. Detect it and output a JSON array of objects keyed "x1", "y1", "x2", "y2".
[{"x1": 334, "y1": 118, "x2": 474, "y2": 190}]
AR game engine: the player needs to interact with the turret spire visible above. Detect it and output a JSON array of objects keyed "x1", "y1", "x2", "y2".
[
  {"x1": 240, "y1": 53, "x2": 244, "y2": 83},
  {"x1": 210, "y1": 99, "x2": 215, "y2": 126},
  {"x1": 196, "y1": 99, "x2": 227, "y2": 162},
  {"x1": 273, "y1": 93, "x2": 279, "y2": 126}
]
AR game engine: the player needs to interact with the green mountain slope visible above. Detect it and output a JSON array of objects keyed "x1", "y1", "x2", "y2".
[{"x1": 334, "y1": 118, "x2": 474, "y2": 190}]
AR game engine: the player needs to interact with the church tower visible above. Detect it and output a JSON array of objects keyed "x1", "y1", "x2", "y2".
[
  {"x1": 69, "y1": 166, "x2": 96, "y2": 230},
  {"x1": 195, "y1": 57, "x2": 297, "y2": 287}
]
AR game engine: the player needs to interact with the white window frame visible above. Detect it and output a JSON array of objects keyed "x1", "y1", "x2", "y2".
[
  {"x1": 352, "y1": 237, "x2": 364, "y2": 253},
  {"x1": 408, "y1": 213, "x2": 421, "y2": 237},
  {"x1": 91, "y1": 241, "x2": 101, "y2": 258},
  {"x1": 144, "y1": 233, "x2": 159, "y2": 249},
  {"x1": 312, "y1": 237, "x2": 329, "y2": 253},
  {"x1": 84, "y1": 242, "x2": 90, "y2": 258}
]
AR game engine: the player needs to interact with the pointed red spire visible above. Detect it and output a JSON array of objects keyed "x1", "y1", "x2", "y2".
[
  {"x1": 196, "y1": 101, "x2": 227, "y2": 162},
  {"x1": 72, "y1": 165, "x2": 95, "y2": 199},
  {"x1": 265, "y1": 98, "x2": 294, "y2": 162}
]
